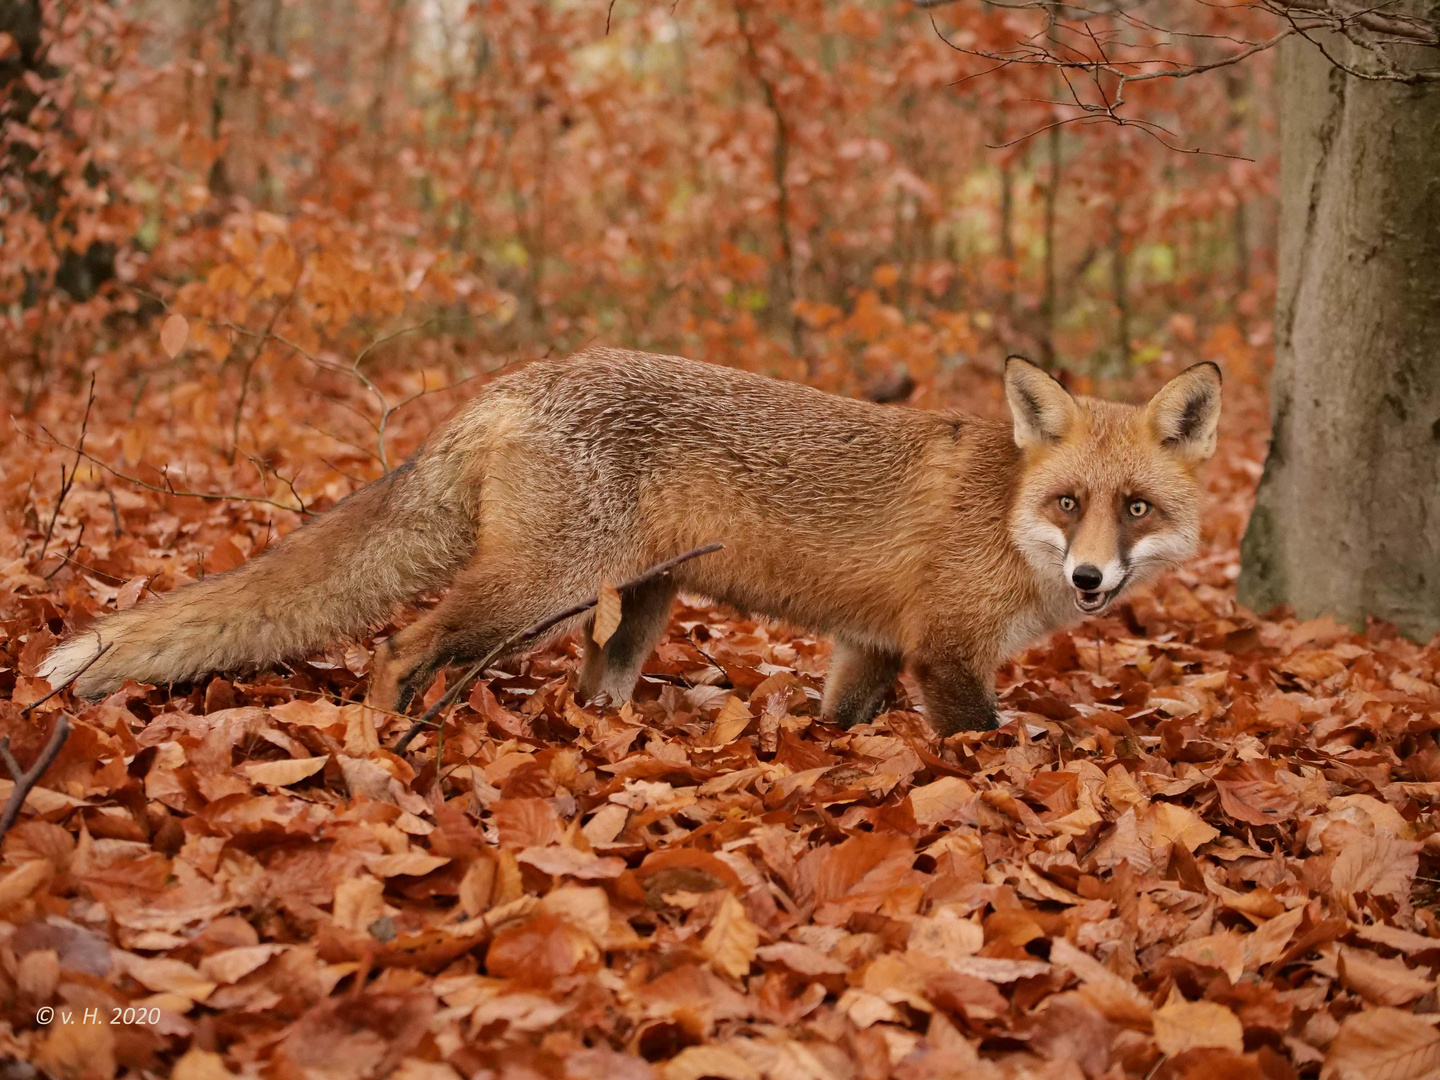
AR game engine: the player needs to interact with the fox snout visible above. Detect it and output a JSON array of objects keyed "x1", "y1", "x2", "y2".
[
  {"x1": 1062, "y1": 529, "x2": 1130, "y2": 612},
  {"x1": 1065, "y1": 555, "x2": 1128, "y2": 613}
]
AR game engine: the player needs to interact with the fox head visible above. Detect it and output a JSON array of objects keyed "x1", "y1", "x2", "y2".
[{"x1": 1004, "y1": 356, "x2": 1222, "y2": 616}]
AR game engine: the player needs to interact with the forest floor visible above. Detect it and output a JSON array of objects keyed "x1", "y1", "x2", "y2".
[{"x1": 1, "y1": 356, "x2": 1438, "y2": 1080}]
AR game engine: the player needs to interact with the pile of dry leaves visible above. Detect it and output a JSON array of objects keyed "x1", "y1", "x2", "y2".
[{"x1": 1, "y1": 360, "x2": 1438, "y2": 1080}]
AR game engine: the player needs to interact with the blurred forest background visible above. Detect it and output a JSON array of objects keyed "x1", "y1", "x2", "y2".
[{"x1": 1, "y1": 0, "x2": 1275, "y2": 412}]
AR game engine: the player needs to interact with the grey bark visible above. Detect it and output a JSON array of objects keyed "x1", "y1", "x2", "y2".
[{"x1": 1238, "y1": 25, "x2": 1440, "y2": 639}]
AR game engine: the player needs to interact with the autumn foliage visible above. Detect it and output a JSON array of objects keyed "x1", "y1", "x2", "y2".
[{"x1": 2, "y1": 2, "x2": 1439, "y2": 1079}]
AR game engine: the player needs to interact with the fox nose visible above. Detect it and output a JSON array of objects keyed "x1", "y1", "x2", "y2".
[{"x1": 1072, "y1": 564, "x2": 1103, "y2": 591}]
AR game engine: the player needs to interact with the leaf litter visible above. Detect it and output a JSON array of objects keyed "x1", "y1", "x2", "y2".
[{"x1": 1, "y1": 365, "x2": 1438, "y2": 1080}]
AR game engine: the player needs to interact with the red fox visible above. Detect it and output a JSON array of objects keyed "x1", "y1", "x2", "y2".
[{"x1": 41, "y1": 348, "x2": 1221, "y2": 735}]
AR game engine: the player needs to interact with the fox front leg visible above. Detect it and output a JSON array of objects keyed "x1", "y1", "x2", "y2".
[
  {"x1": 912, "y1": 654, "x2": 999, "y2": 735},
  {"x1": 578, "y1": 577, "x2": 679, "y2": 706},
  {"x1": 822, "y1": 641, "x2": 904, "y2": 729}
]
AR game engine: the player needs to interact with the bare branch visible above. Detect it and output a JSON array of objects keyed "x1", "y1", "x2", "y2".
[
  {"x1": 226, "y1": 319, "x2": 486, "y2": 473},
  {"x1": 1120, "y1": 29, "x2": 1300, "y2": 84},
  {"x1": 19, "y1": 420, "x2": 312, "y2": 515},
  {"x1": 37, "y1": 377, "x2": 94, "y2": 564},
  {"x1": 0, "y1": 715, "x2": 73, "y2": 838},
  {"x1": 22, "y1": 640, "x2": 111, "y2": 718},
  {"x1": 229, "y1": 280, "x2": 301, "y2": 465},
  {"x1": 919, "y1": 0, "x2": 1440, "y2": 149}
]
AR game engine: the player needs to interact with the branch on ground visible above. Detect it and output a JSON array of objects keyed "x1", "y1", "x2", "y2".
[{"x1": 0, "y1": 715, "x2": 73, "y2": 838}]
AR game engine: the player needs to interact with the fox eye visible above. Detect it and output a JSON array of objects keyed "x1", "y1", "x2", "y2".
[
  {"x1": 1057, "y1": 495, "x2": 1079, "y2": 513},
  {"x1": 1128, "y1": 498, "x2": 1151, "y2": 518}
]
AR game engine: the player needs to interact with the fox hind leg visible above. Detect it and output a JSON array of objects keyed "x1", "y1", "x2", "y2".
[
  {"x1": 578, "y1": 577, "x2": 678, "y2": 706},
  {"x1": 822, "y1": 641, "x2": 903, "y2": 729},
  {"x1": 369, "y1": 564, "x2": 560, "y2": 713}
]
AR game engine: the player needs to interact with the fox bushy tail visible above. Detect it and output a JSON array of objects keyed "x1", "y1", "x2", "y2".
[{"x1": 39, "y1": 452, "x2": 478, "y2": 699}]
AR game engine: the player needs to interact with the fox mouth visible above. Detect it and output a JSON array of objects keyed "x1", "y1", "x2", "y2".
[
  {"x1": 1073, "y1": 575, "x2": 1127, "y2": 614},
  {"x1": 1074, "y1": 589, "x2": 1115, "y2": 613}
]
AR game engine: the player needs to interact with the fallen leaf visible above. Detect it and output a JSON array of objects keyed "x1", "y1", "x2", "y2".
[
  {"x1": 333, "y1": 875, "x2": 387, "y2": 932},
  {"x1": 198, "y1": 944, "x2": 285, "y2": 984},
  {"x1": 1337, "y1": 945, "x2": 1436, "y2": 1006},
  {"x1": 1323, "y1": 1007, "x2": 1440, "y2": 1080},
  {"x1": 240, "y1": 755, "x2": 328, "y2": 787},
  {"x1": 702, "y1": 892, "x2": 759, "y2": 980},
  {"x1": 115, "y1": 953, "x2": 216, "y2": 1002},
  {"x1": 160, "y1": 314, "x2": 190, "y2": 357},
  {"x1": 1151, "y1": 802, "x2": 1221, "y2": 853},
  {"x1": 367, "y1": 852, "x2": 450, "y2": 878},
  {"x1": 592, "y1": 580, "x2": 622, "y2": 647},
  {"x1": 909, "y1": 775, "x2": 976, "y2": 827},
  {"x1": 1153, "y1": 999, "x2": 1244, "y2": 1056},
  {"x1": 1214, "y1": 760, "x2": 1299, "y2": 826},
  {"x1": 172, "y1": 1048, "x2": 239, "y2": 1080},
  {"x1": 1332, "y1": 836, "x2": 1420, "y2": 912},
  {"x1": 662, "y1": 1045, "x2": 759, "y2": 1080}
]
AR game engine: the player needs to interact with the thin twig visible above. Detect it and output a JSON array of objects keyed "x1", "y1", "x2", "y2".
[
  {"x1": 229, "y1": 284, "x2": 300, "y2": 465},
  {"x1": 37, "y1": 377, "x2": 95, "y2": 563},
  {"x1": 227, "y1": 319, "x2": 486, "y2": 473},
  {"x1": 0, "y1": 715, "x2": 74, "y2": 837},
  {"x1": 22, "y1": 641, "x2": 112, "y2": 718},
  {"x1": 19, "y1": 420, "x2": 311, "y2": 515},
  {"x1": 393, "y1": 542, "x2": 725, "y2": 755},
  {"x1": 43, "y1": 522, "x2": 85, "y2": 581},
  {"x1": 107, "y1": 488, "x2": 123, "y2": 538}
]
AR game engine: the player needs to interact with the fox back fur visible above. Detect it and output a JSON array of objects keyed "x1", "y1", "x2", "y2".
[{"x1": 41, "y1": 348, "x2": 1221, "y2": 735}]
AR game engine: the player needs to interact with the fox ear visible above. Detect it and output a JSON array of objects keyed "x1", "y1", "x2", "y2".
[
  {"x1": 1146, "y1": 362, "x2": 1222, "y2": 464},
  {"x1": 1004, "y1": 356, "x2": 1078, "y2": 449}
]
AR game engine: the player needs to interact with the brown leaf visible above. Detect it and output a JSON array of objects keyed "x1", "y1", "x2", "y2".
[
  {"x1": 1331, "y1": 836, "x2": 1420, "y2": 912},
  {"x1": 173, "y1": 1049, "x2": 239, "y2": 1080},
  {"x1": 755, "y1": 941, "x2": 848, "y2": 976},
  {"x1": 701, "y1": 696, "x2": 754, "y2": 746},
  {"x1": 702, "y1": 893, "x2": 759, "y2": 980},
  {"x1": 198, "y1": 944, "x2": 285, "y2": 984},
  {"x1": 240, "y1": 755, "x2": 328, "y2": 787},
  {"x1": 661, "y1": 1046, "x2": 759, "y2": 1080},
  {"x1": 1337, "y1": 945, "x2": 1436, "y2": 1006},
  {"x1": 909, "y1": 775, "x2": 976, "y2": 827},
  {"x1": 160, "y1": 314, "x2": 190, "y2": 358},
  {"x1": 1323, "y1": 1007, "x2": 1440, "y2": 1080},
  {"x1": 332, "y1": 875, "x2": 387, "y2": 932},
  {"x1": 515, "y1": 846, "x2": 625, "y2": 879},
  {"x1": 1151, "y1": 801, "x2": 1221, "y2": 853},
  {"x1": 485, "y1": 913, "x2": 599, "y2": 985},
  {"x1": 34, "y1": 1020, "x2": 116, "y2": 1080},
  {"x1": 366, "y1": 852, "x2": 450, "y2": 878},
  {"x1": 1154, "y1": 999, "x2": 1245, "y2": 1056},
  {"x1": 113, "y1": 952, "x2": 216, "y2": 1002},
  {"x1": 592, "y1": 579, "x2": 622, "y2": 648},
  {"x1": 115, "y1": 575, "x2": 146, "y2": 610},
  {"x1": 491, "y1": 797, "x2": 565, "y2": 849},
  {"x1": 1214, "y1": 760, "x2": 1299, "y2": 826}
]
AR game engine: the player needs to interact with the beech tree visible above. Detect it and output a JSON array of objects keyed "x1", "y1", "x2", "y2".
[
  {"x1": 923, "y1": 0, "x2": 1440, "y2": 639},
  {"x1": 1238, "y1": 21, "x2": 1440, "y2": 640}
]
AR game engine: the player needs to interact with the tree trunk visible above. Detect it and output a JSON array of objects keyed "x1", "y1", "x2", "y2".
[{"x1": 1238, "y1": 29, "x2": 1440, "y2": 639}]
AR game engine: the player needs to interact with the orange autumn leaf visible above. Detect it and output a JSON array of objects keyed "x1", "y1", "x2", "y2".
[
  {"x1": 160, "y1": 314, "x2": 190, "y2": 358},
  {"x1": 591, "y1": 579, "x2": 623, "y2": 648}
]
